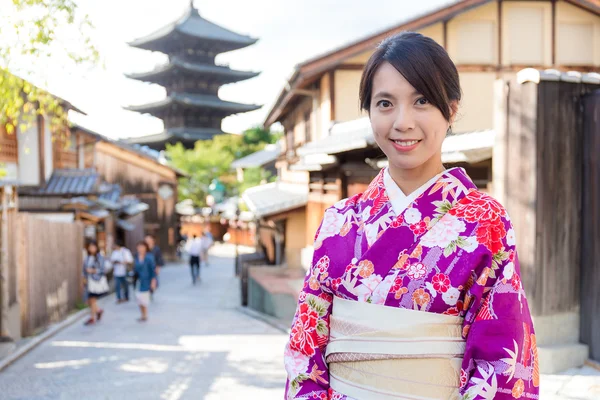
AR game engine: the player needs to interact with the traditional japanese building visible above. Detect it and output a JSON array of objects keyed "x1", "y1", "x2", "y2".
[{"x1": 125, "y1": 2, "x2": 261, "y2": 150}]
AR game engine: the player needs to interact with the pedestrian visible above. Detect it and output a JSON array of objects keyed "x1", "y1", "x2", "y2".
[
  {"x1": 111, "y1": 240, "x2": 133, "y2": 303},
  {"x1": 283, "y1": 32, "x2": 538, "y2": 400},
  {"x1": 201, "y1": 228, "x2": 214, "y2": 267},
  {"x1": 144, "y1": 234, "x2": 164, "y2": 298},
  {"x1": 82, "y1": 241, "x2": 108, "y2": 326},
  {"x1": 185, "y1": 234, "x2": 202, "y2": 284},
  {"x1": 134, "y1": 241, "x2": 157, "y2": 322}
]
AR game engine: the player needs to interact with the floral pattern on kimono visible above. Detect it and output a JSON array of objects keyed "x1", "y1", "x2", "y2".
[{"x1": 284, "y1": 168, "x2": 539, "y2": 400}]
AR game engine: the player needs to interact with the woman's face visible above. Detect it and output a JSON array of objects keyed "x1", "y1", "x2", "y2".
[
  {"x1": 88, "y1": 244, "x2": 98, "y2": 255},
  {"x1": 369, "y1": 62, "x2": 453, "y2": 174},
  {"x1": 137, "y1": 245, "x2": 146, "y2": 256}
]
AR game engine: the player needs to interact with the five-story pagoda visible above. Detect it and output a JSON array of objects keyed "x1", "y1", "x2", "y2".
[{"x1": 125, "y1": 2, "x2": 260, "y2": 150}]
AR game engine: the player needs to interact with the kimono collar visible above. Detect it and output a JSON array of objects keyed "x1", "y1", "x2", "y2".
[{"x1": 383, "y1": 167, "x2": 453, "y2": 216}]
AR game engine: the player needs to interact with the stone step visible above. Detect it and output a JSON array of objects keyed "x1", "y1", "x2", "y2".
[{"x1": 538, "y1": 343, "x2": 589, "y2": 374}]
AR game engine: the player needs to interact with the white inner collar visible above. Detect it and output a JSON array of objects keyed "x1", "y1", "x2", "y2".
[{"x1": 383, "y1": 167, "x2": 448, "y2": 216}]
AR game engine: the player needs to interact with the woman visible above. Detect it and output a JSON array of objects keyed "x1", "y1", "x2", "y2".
[
  {"x1": 134, "y1": 241, "x2": 157, "y2": 322},
  {"x1": 82, "y1": 241, "x2": 108, "y2": 326},
  {"x1": 284, "y1": 32, "x2": 539, "y2": 400}
]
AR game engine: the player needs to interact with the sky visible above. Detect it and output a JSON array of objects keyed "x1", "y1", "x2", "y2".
[{"x1": 2, "y1": 0, "x2": 453, "y2": 139}]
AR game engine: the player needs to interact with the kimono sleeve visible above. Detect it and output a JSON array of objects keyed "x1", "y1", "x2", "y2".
[
  {"x1": 460, "y1": 217, "x2": 539, "y2": 400},
  {"x1": 284, "y1": 221, "x2": 333, "y2": 400}
]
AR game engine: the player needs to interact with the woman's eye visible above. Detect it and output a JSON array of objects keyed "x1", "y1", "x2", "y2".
[
  {"x1": 377, "y1": 100, "x2": 392, "y2": 108},
  {"x1": 416, "y1": 97, "x2": 429, "y2": 106}
]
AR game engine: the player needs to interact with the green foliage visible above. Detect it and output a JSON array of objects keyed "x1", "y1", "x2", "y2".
[
  {"x1": 0, "y1": 0, "x2": 98, "y2": 133},
  {"x1": 166, "y1": 128, "x2": 280, "y2": 207}
]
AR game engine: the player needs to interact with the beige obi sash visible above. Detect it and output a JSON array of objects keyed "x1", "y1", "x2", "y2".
[{"x1": 326, "y1": 296, "x2": 466, "y2": 400}]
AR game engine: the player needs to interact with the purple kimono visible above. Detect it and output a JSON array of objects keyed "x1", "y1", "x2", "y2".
[{"x1": 284, "y1": 168, "x2": 539, "y2": 399}]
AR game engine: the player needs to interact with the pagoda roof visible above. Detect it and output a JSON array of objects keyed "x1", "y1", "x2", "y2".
[
  {"x1": 128, "y1": 7, "x2": 257, "y2": 54},
  {"x1": 123, "y1": 127, "x2": 225, "y2": 150},
  {"x1": 126, "y1": 57, "x2": 259, "y2": 84},
  {"x1": 125, "y1": 93, "x2": 261, "y2": 116}
]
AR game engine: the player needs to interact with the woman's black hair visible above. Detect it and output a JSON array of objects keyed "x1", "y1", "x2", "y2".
[
  {"x1": 86, "y1": 241, "x2": 99, "y2": 256},
  {"x1": 359, "y1": 31, "x2": 461, "y2": 122},
  {"x1": 136, "y1": 241, "x2": 150, "y2": 252}
]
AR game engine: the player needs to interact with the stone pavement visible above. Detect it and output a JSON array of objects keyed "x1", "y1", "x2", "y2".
[
  {"x1": 0, "y1": 243, "x2": 598, "y2": 399},
  {"x1": 0, "y1": 244, "x2": 288, "y2": 400}
]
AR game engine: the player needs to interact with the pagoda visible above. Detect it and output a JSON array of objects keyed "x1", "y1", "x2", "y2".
[{"x1": 124, "y1": 2, "x2": 261, "y2": 150}]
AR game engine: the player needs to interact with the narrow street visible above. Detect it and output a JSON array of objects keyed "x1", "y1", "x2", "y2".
[{"x1": 0, "y1": 245, "x2": 288, "y2": 400}]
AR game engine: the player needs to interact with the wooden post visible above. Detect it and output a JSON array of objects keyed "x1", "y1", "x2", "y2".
[{"x1": 0, "y1": 187, "x2": 9, "y2": 338}]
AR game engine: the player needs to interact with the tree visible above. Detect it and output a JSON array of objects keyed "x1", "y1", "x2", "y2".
[
  {"x1": 166, "y1": 128, "x2": 280, "y2": 207},
  {"x1": 0, "y1": 0, "x2": 98, "y2": 134}
]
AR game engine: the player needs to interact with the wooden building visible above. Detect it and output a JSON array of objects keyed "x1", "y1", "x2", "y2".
[
  {"x1": 72, "y1": 125, "x2": 185, "y2": 259},
  {"x1": 493, "y1": 69, "x2": 600, "y2": 370},
  {"x1": 256, "y1": 0, "x2": 600, "y2": 369}
]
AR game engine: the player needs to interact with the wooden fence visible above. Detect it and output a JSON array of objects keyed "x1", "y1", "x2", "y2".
[{"x1": 17, "y1": 213, "x2": 84, "y2": 336}]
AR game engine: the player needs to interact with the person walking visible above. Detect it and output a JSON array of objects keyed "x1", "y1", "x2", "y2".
[
  {"x1": 82, "y1": 241, "x2": 109, "y2": 326},
  {"x1": 111, "y1": 240, "x2": 133, "y2": 303},
  {"x1": 185, "y1": 234, "x2": 202, "y2": 284},
  {"x1": 134, "y1": 241, "x2": 157, "y2": 322},
  {"x1": 145, "y1": 234, "x2": 164, "y2": 299}
]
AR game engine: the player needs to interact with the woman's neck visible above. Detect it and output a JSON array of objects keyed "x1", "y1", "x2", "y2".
[{"x1": 388, "y1": 157, "x2": 445, "y2": 195}]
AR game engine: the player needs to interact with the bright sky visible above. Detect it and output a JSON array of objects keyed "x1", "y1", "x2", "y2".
[{"x1": 3, "y1": 0, "x2": 453, "y2": 139}]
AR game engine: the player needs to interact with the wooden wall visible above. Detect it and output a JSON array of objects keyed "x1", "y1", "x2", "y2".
[
  {"x1": 17, "y1": 213, "x2": 84, "y2": 336},
  {"x1": 92, "y1": 143, "x2": 179, "y2": 258},
  {"x1": 580, "y1": 90, "x2": 600, "y2": 361},
  {"x1": 496, "y1": 76, "x2": 600, "y2": 317}
]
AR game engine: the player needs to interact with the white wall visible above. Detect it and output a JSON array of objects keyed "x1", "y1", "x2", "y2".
[
  {"x1": 43, "y1": 117, "x2": 53, "y2": 181},
  {"x1": 17, "y1": 118, "x2": 40, "y2": 186}
]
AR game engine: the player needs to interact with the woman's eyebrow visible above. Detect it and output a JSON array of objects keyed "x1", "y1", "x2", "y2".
[{"x1": 372, "y1": 91, "x2": 396, "y2": 99}]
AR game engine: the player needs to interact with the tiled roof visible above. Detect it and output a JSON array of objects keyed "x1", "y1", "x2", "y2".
[
  {"x1": 243, "y1": 182, "x2": 308, "y2": 218},
  {"x1": 32, "y1": 169, "x2": 101, "y2": 196},
  {"x1": 297, "y1": 117, "x2": 375, "y2": 156},
  {"x1": 128, "y1": 8, "x2": 257, "y2": 51},
  {"x1": 125, "y1": 93, "x2": 261, "y2": 114},
  {"x1": 231, "y1": 143, "x2": 281, "y2": 169}
]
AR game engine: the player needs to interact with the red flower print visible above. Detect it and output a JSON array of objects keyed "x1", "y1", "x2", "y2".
[
  {"x1": 290, "y1": 320, "x2": 317, "y2": 356},
  {"x1": 298, "y1": 291, "x2": 307, "y2": 302},
  {"x1": 511, "y1": 274, "x2": 522, "y2": 291},
  {"x1": 390, "y1": 215, "x2": 404, "y2": 228},
  {"x1": 331, "y1": 278, "x2": 342, "y2": 291},
  {"x1": 412, "y1": 288, "x2": 431, "y2": 306},
  {"x1": 315, "y1": 256, "x2": 330, "y2": 273},
  {"x1": 476, "y1": 221, "x2": 506, "y2": 254},
  {"x1": 431, "y1": 273, "x2": 451, "y2": 293},
  {"x1": 460, "y1": 368, "x2": 468, "y2": 388},
  {"x1": 509, "y1": 250, "x2": 516, "y2": 262},
  {"x1": 410, "y1": 221, "x2": 427, "y2": 235},
  {"x1": 449, "y1": 191, "x2": 505, "y2": 224},
  {"x1": 319, "y1": 292, "x2": 333, "y2": 303},
  {"x1": 298, "y1": 303, "x2": 318, "y2": 330}
]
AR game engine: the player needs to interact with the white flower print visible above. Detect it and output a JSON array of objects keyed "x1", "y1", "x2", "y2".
[
  {"x1": 442, "y1": 287, "x2": 460, "y2": 306},
  {"x1": 316, "y1": 209, "x2": 347, "y2": 243},
  {"x1": 354, "y1": 274, "x2": 383, "y2": 302},
  {"x1": 407, "y1": 263, "x2": 427, "y2": 280},
  {"x1": 420, "y1": 214, "x2": 466, "y2": 248},
  {"x1": 365, "y1": 220, "x2": 381, "y2": 247},
  {"x1": 333, "y1": 198, "x2": 348, "y2": 210},
  {"x1": 463, "y1": 236, "x2": 479, "y2": 253},
  {"x1": 503, "y1": 262, "x2": 515, "y2": 281},
  {"x1": 371, "y1": 273, "x2": 398, "y2": 305},
  {"x1": 506, "y1": 228, "x2": 516, "y2": 246},
  {"x1": 404, "y1": 208, "x2": 422, "y2": 225},
  {"x1": 284, "y1": 343, "x2": 310, "y2": 378}
]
